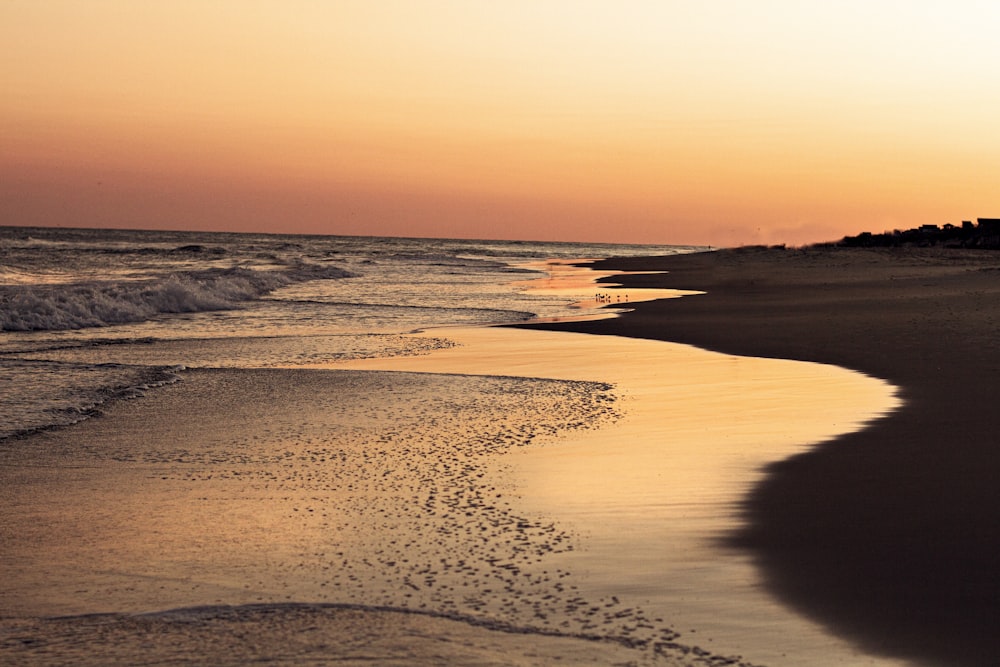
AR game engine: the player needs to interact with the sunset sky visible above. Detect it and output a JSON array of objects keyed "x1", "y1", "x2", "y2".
[{"x1": 3, "y1": 1, "x2": 999, "y2": 246}]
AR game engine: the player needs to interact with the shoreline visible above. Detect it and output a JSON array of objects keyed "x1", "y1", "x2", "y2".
[
  {"x1": 334, "y1": 320, "x2": 899, "y2": 664},
  {"x1": 3, "y1": 246, "x2": 978, "y2": 665},
  {"x1": 0, "y1": 366, "x2": 659, "y2": 666},
  {"x1": 521, "y1": 245, "x2": 1000, "y2": 666}
]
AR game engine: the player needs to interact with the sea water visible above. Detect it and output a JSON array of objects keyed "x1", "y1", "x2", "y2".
[
  {"x1": 0, "y1": 226, "x2": 698, "y2": 441},
  {"x1": 0, "y1": 227, "x2": 904, "y2": 666}
]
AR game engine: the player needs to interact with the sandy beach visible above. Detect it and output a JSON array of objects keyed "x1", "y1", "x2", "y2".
[
  {"x1": 8, "y1": 1, "x2": 999, "y2": 664},
  {"x1": 337, "y1": 324, "x2": 900, "y2": 665},
  {"x1": 3, "y1": 245, "x2": 995, "y2": 666},
  {"x1": 1, "y1": 366, "x2": 658, "y2": 665},
  {"x1": 529, "y1": 245, "x2": 1000, "y2": 666}
]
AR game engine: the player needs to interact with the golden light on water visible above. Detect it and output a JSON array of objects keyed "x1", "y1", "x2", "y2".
[{"x1": 337, "y1": 323, "x2": 901, "y2": 664}]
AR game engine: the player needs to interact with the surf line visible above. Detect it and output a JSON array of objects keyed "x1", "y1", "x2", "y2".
[{"x1": 333, "y1": 259, "x2": 902, "y2": 665}]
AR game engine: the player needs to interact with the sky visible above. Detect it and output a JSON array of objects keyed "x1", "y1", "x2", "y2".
[{"x1": 3, "y1": 1, "x2": 1000, "y2": 246}]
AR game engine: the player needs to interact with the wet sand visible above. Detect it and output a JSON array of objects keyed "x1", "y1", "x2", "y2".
[
  {"x1": 1, "y1": 367, "x2": 666, "y2": 665},
  {"x1": 2, "y1": 248, "x2": 971, "y2": 665},
  {"x1": 5, "y1": 334, "x2": 885, "y2": 666},
  {"x1": 339, "y1": 326, "x2": 900, "y2": 665},
  {"x1": 529, "y1": 246, "x2": 1000, "y2": 666},
  {"x1": 1, "y1": 604, "x2": 671, "y2": 667}
]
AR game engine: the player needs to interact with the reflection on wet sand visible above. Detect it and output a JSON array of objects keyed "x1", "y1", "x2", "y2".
[
  {"x1": 1, "y1": 368, "x2": 669, "y2": 666},
  {"x1": 0, "y1": 260, "x2": 906, "y2": 665},
  {"x1": 338, "y1": 322, "x2": 903, "y2": 665},
  {"x1": 510, "y1": 259, "x2": 701, "y2": 322}
]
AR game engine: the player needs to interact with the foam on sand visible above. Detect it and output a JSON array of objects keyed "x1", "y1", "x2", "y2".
[
  {"x1": 0, "y1": 258, "x2": 904, "y2": 665},
  {"x1": 337, "y1": 325, "x2": 903, "y2": 665},
  {"x1": 1, "y1": 365, "x2": 704, "y2": 665}
]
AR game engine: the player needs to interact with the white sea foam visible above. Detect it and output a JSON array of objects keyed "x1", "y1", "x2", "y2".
[
  {"x1": 0, "y1": 265, "x2": 354, "y2": 332},
  {"x1": 0, "y1": 226, "x2": 697, "y2": 442}
]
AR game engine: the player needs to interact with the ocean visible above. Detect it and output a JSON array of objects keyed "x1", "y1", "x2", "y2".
[
  {"x1": 0, "y1": 226, "x2": 696, "y2": 441},
  {"x1": 0, "y1": 227, "x2": 902, "y2": 666}
]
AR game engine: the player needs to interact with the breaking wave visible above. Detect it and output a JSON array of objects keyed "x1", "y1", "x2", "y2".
[{"x1": 0, "y1": 264, "x2": 354, "y2": 332}]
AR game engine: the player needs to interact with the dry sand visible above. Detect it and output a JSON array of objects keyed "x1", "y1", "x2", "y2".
[{"x1": 529, "y1": 245, "x2": 1000, "y2": 666}]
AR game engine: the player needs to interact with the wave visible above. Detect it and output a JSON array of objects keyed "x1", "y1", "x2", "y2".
[
  {"x1": 0, "y1": 264, "x2": 355, "y2": 332},
  {"x1": 11, "y1": 601, "x2": 752, "y2": 666},
  {"x1": 0, "y1": 360, "x2": 184, "y2": 441}
]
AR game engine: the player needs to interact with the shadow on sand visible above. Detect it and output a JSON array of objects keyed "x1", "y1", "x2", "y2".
[
  {"x1": 529, "y1": 246, "x2": 1000, "y2": 666},
  {"x1": 729, "y1": 394, "x2": 1000, "y2": 667}
]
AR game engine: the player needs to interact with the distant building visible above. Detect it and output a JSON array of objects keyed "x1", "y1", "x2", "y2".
[{"x1": 837, "y1": 216, "x2": 1000, "y2": 249}]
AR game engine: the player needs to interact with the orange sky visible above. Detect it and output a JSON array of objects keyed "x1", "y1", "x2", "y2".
[{"x1": 3, "y1": 1, "x2": 999, "y2": 246}]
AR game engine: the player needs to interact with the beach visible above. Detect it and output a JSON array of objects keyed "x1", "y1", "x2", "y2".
[
  {"x1": 0, "y1": 367, "x2": 657, "y2": 665},
  {"x1": 336, "y1": 324, "x2": 899, "y2": 665},
  {"x1": 7, "y1": 2, "x2": 999, "y2": 664},
  {"x1": 3, "y1": 241, "x2": 995, "y2": 665},
  {"x1": 0, "y1": 328, "x2": 898, "y2": 667},
  {"x1": 531, "y1": 245, "x2": 1000, "y2": 666}
]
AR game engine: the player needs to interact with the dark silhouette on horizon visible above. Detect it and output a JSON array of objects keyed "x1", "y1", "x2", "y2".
[{"x1": 834, "y1": 217, "x2": 1000, "y2": 249}]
